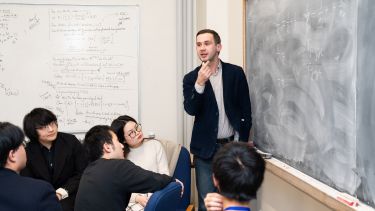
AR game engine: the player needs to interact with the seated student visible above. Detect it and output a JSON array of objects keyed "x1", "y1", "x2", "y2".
[
  {"x1": 75, "y1": 125, "x2": 181, "y2": 211},
  {"x1": 111, "y1": 115, "x2": 170, "y2": 211},
  {"x1": 204, "y1": 142, "x2": 265, "y2": 211},
  {"x1": 20, "y1": 108, "x2": 88, "y2": 211},
  {"x1": 0, "y1": 122, "x2": 62, "y2": 211}
]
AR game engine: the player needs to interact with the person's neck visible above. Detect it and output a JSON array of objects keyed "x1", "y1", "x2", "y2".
[
  {"x1": 101, "y1": 154, "x2": 112, "y2": 159},
  {"x1": 209, "y1": 58, "x2": 220, "y2": 73},
  {"x1": 39, "y1": 140, "x2": 53, "y2": 150},
  {"x1": 222, "y1": 197, "x2": 250, "y2": 210},
  {"x1": 129, "y1": 141, "x2": 143, "y2": 149},
  {"x1": 4, "y1": 165, "x2": 20, "y2": 174}
]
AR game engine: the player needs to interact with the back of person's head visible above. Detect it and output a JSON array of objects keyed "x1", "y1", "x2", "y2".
[
  {"x1": 212, "y1": 142, "x2": 265, "y2": 202},
  {"x1": 0, "y1": 122, "x2": 25, "y2": 168},
  {"x1": 83, "y1": 125, "x2": 114, "y2": 162},
  {"x1": 196, "y1": 29, "x2": 221, "y2": 45},
  {"x1": 110, "y1": 115, "x2": 137, "y2": 156},
  {"x1": 23, "y1": 108, "x2": 57, "y2": 143}
]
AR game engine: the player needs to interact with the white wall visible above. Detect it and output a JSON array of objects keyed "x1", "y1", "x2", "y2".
[
  {"x1": 195, "y1": 0, "x2": 244, "y2": 67},
  {"x1": 136, "y1": 0, "x2": 179, "y2": 142}
]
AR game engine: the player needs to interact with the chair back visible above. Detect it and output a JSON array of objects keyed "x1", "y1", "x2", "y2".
[
  {"x1": 144, "y1": 182, "x2": 182, "y2": 211},
  {"x1": 173, "y1": 146, "x2": 191, "y2": 210}
]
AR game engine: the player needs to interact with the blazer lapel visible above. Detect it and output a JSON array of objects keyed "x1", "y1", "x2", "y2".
[
  {"x1": 28, "y1": 143, "x2": 51, "y2": 181},
  {"x1": 52, "y1": 135, "x2": 67, "y2": 183},
  {"x1": 206, "y1": 79, "x2": 218, "y2": 106},
  {"x1": 221, "y1": 61, "x2": 230, "y2": 106}
]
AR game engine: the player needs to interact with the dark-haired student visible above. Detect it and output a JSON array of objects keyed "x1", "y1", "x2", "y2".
[
  {"x1": 0, "y1": 122, "x2": 62, "y2": 211},
  {"x1": 20, "y1": 108, "x2": 88, "y2": 211},
  {"x1": 204, "y1": 142, "x2": 265, "y2": 211},
  {"x1": 75, "y1": 125, "x2": 182, "y2": 211}
]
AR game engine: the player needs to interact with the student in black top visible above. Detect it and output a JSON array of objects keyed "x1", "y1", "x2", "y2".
[
  {"x1": 75, "y1": 125, "x2": 180, "y2": 211},
  {"x1": 0, "y1": 122, "x2": 62, "y2": 211},
  {"x1": 204, "y1": 142, "x2": 265, "y2": 211},
  {"x1": 21, "y1": 108, "x2": 88, "y2": 211}
]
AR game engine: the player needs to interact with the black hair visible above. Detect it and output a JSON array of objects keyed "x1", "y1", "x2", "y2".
[
  {"x1": 110, "y1": 115, "x2": 137, "y2": 157},
  {"x1": 0, "y1": 122, "x2": 25, "y2": 167},
  {"x1": 23, "y1": 108, "x2": 57, "y2": 143},
  {"x1": 83, "y1": 125, "x2": 114, "y2": 162},
  {"x1": 196, "y1": 29, "x2": 221, "y2": 45},
  {"x1": 212, "y1": 142, "x2": 265, "y2": 202}
]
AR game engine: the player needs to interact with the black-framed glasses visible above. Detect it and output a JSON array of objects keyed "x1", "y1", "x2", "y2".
[
  {"x1": 126, "y1": 124, "x2": 142, "y2": 138},
  {"x1": 36, "y1": 121, "x2": 58, "y2": 130}
]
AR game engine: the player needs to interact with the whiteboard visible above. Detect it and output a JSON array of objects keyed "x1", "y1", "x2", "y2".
[{"x1": 0, "y1": 4, "x2": 139, "y2": 132}]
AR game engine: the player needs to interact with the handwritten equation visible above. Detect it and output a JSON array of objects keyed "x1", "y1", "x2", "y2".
[{"x1": 0, "y1": 4, "x2": 139, "y2": 132}]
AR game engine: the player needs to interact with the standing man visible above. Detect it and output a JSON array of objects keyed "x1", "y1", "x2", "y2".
[
  {"x1": 0, "y1": 122, "x2": 62, "y2": 211},
  {"x1": 183, "y1": 29, "x2": 252, "y2": 210}
]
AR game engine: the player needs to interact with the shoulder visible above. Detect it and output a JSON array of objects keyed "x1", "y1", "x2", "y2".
[
  {"x1": 183, "y1": 66, "x2": 200, "y2": 81},
  {"x1": 144, "y1": 139, "x2": 165, "y2": 151},
  {"x1": 24, "y1": 141, "x2": 39, "y2": 152},
  {"x1": 222, "y1": 61, "x2": 244, "y2": 72},
  {"x1": 144, "y1": 139, "x2": 162, "y2": 147},
  {"x1": 57, "y1": 132, "x2": 81, "y2": 145},
  {"x1": 19, "y1": 175, "x2": 54, "y2": 190},
  {"x1": 58, "y1": 132, "x2": 78, "y2": 140},
  {"x1": 92, "y1": 158, "x2": 135, "y2": 170}
]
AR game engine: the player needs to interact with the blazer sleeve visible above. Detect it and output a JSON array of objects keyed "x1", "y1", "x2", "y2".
[
  {"x1": 183, "y1": 70, "x2": 204, "y2": 116},
  {"x1": 237, "y1": 68, "x2": 252, "y2": 141},
  {"x1": 61, "y1": 136, "x2": 88, "y2": 194},
  {"x1": 38, "y1": 182, "x2": 63, "y2": 211}
]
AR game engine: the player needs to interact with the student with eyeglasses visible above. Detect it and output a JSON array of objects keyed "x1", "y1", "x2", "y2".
[
  {"x1": 20, "y1": 108, "x2": 88, "y2": 211},
  {"x1": 111, "y1": 115, "x2": 170, "y2": 211}
]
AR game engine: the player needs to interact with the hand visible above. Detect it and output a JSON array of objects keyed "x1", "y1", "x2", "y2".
[
  {"x1": 175, "y1": 179, "x2": 184, "y2": 197},
  {"x1": 248, "y1": 141, "x2": 255, "y2": 147},
  {"x1": 135, "y1": 194, "x2": 149, "y2": 207},
  {"x1": 196, "y1": 61, "x2": 213, "y2": 86},
  {"x1": 204, "y1": 193, "x2": 223, "y2": 211},
  {"x1": 56, "y1": 193, "x2": 62, "y2": 201}
]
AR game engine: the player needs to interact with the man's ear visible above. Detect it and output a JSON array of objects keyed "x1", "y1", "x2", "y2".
[
  {"x1": 7, "y1": 149, "x2": 17, "y2": 163},
  {"x1": 212, "y1": 174, "x2": 220, "y2": 191},
  {"x1": 216, "y1": 43, "x2": 222, "y2": 54},
  {"x1": 103, "y1": 143, "x2": 113, "y2": 153}
]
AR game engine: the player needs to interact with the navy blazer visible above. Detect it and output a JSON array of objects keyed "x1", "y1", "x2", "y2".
[
  {"x1": 21, "y1": 132, "x2": 88, "y2": 211},
  {"x1": 0, "y1": 168, "x2": 62, "y2": 211},
  {"x1": 183, "y1": 61, "x2": 252, "y2": 159}
]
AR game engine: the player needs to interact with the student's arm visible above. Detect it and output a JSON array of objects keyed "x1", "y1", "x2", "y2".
[
  {"x1": 119, "y1": 160, "x2": 173, "y2": 194},
  {"x1": 39, "y1": 182, "x2": 63, "y2": 211},
  {"x1": 58, "y1": 135, "x2": 88, "y2": 198}
]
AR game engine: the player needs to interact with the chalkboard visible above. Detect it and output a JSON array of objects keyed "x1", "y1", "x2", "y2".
[
  {"x1": 246, "y1": 0, "x2": 375, "y2": 207},
  {"x1": 0, "y1": 4, "x2": 139, "y2": 132}
]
